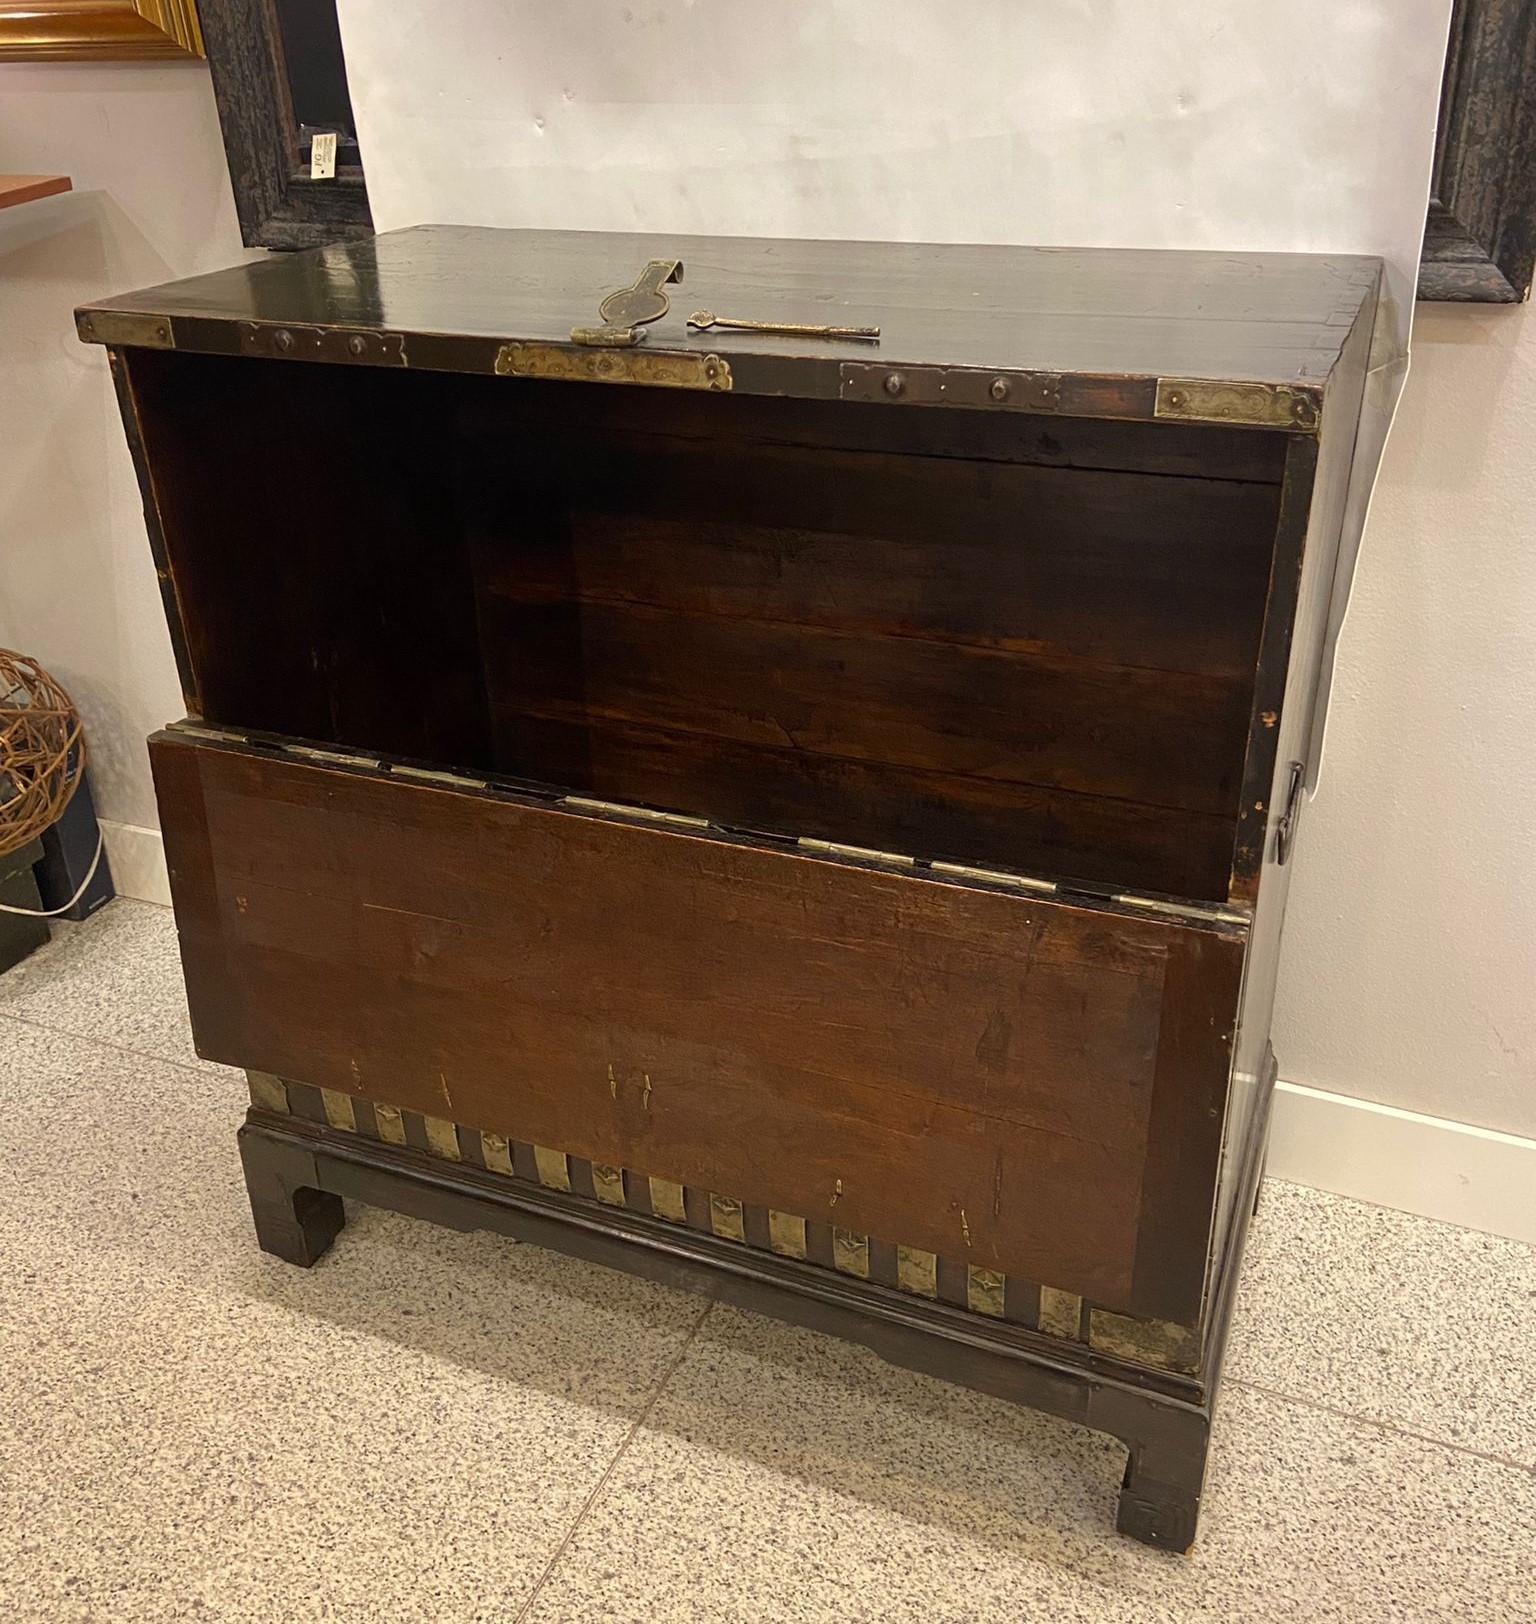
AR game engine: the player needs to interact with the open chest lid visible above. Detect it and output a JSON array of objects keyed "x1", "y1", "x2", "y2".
[{"x1": 76, "y1": 225, "x2": 1381, "y2": 431}]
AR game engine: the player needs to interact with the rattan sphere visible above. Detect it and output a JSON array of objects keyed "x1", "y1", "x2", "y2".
[{"x1": 0, "y1": 650, "x2": 85, "y2": 860}]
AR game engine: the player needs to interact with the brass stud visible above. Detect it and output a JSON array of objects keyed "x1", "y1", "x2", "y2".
[
  {"x1": 532, "y1": 1144, "x2": 571, "y2": 1190},
  {"x1": 320, "y1": 1088, "x2": 357, "y2": 1133},
  {"x1": 767, "y1": 1210, "x2": 807, "y2": 1259},
  {"x1": 374, "y1": 1104, "x2": 407, "y2": 1146},
  {"x1": 1038, "y1": 1286, "x2": 1084, "y2": 1340},
  {"x1": 424, "y1": 1115, "x2": 462, "y2": 1161},
  {"x1": 480, "y1": 1131, "x2": 515, "y2": 1175}
]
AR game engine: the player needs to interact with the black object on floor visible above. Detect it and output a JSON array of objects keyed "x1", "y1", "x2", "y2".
[
  {"x1": 34, "y1": 774, "x2": 114, "y2": 921},
  {"x1": 0, "y1": 837, "x2": 50, "y2": 971}
]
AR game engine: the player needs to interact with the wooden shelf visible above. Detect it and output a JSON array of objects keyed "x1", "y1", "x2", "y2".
[{"x1": 0, "y1": 174, "x2": 72, "y2": 211}]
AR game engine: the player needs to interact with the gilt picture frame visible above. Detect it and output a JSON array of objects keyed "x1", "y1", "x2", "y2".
[{"x1": 0, "y1": 1, "x2": 204, "y2": 60}]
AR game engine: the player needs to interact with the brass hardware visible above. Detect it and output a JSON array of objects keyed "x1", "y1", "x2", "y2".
[
  {"x1": 1274, "y1": 759, "x2": 1305, "y2": 864},
  {"x1": 246, "y1": 1071, "x2": 289, "y2": 1114},
  {"x1": 768, "y1": 1211, "x2": 807, "y2": 1259},
  {"x1": 390, "y1": 763, "x2": 491, "y2": 790},
  {"x1": 687, "y1": 309, "x2": 880, "y2": 341},
  {"x1": 495, "y1": 342, "x2": 731, "y2": 391},
  {"x1": 570, "y1": 257, "x2": 683, "y2": 346},
  {"x1": 649, "y1": 1176, "x2": 687, "y2": 1223},
  {"x1": 424, "y1": 1116, "x2": 461, "y2": 1161},
  {"x1": 1155, "y1": 378, "x2": 1320, "y2": 430},
  {"x1": 591, "y1": 1164, "x2": 626, "y2": 1206},
  {"x1": 930, "y1": 860, "x2": 1057, "y2": 895},
  {"x1": 1088, "y1": 1311, "x2": 1201, "y2": 1375},
  {"x1": 481, "y1": 1132, "x2": 515, "y2": 1175},
  {"x1": 841, "y1": 361, "x2": 1061, "y2": 412},
  {"x1": 1110, "y1": 891, "x2": 1250, "y2": 926},
  {"x1": 709, "y1": 1194, "x2": 746, "y2": 1242},
  {"x1": 570, "y1": 325, "x2": 647, "y2": 348},
  {"x1": 896, "y1": 1246, "x2": 938, "y2": 1299},
  {"x1": 373, "y1": 1104, "x2": 407, "y2": 1146},
  {"x1": 533, "y1": 1145, "x2": 571, "y2": 1190},
  {"x1": 1038, "y1": 1286, "x2": 1084, "y2": 1339},
  {"x1": 562, "y1": 795, "x2": 710, "y2": 830},
  {"x1": 832, "y1": 1228, "x2": 870, "y2": 1278},
  {"x1": 967, "y1": 1266, "x2": 1006, "y2": 1317},
  {"x1": 286, "y1": 744, "x2": 381, "y2": 770},
  {"x1": 320, "y1": 1088, "x2": 357, "y2": 1133},
  {"x1": 238, "y1": 322, "x2": 407, "y2": 365},
  {"x1": 797, "y1": 837, "x2": 915, "y2": 867},
  {"x1": 273, "y1": 1088, "x2": 1216, "y2": 1370},
  {"x1": 76, "y1": 310, "x2": 174, "y2": 349}
]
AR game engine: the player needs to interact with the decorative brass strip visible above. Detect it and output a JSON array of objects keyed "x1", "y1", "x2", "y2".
[
  {"x1": 533, "y1": 1145, "x2": 571, "y2": 1191},
  {"x1": 481, "y1": 1132, "x2": 515, "y2": 1175},
  {"x1": 271, "y1": 1093, "x2": 1203, "y2": 1370},
  {"x1": 1088, "y1": 1311, "x2": 1202, "y2": 1375},
  {"x1": 246, "y1": 1071, "x2": 289, "y2": 1114},
  {"x1": 591, "y1": 1163, "x2": 626, "y2": 1206},
  {"x1": 709, "y1": 1194, "x2": 746, "y2": 1242},
  {"x1": 832, "y1": 1228, "x2": 870, "y2": 1279},
  {"x1": 238, "y1": 322, "x2": 407, "y2": 367},
  {"x1": 649, "y1": 1176, "x2": 687, "y2": 1223},
  {"x1": 768, "y1": 1210, "x2": 807, "y2": 1259},
  {"x1": 373, "y1": 1104, "x2": 407, "y2": 1146},
  {"x1": 1154, "y1": 377, "x2": 1320, "y2": 431},
  {"x1": 495, "y1": 341, "x2": 731, "y2": 392},
  {"x1": 76, "y1": 310, "x2": 175, "y2": 350},
  {"x1": 424, "y1": 1115, "x2": 461, "y2": 1160},
  {"x1": 895, "y1": 1246, "x2": 938, "y2": 1299},
  {"x1": 967, "y1": 1266, "x2": 1006, "y2": 1318},
  {"x1": 1038, "y1": 1286, "x2": 1084, "y2": 1340},
  {"x1": 319, "y1": 1088, "x2": 357, "y2": 1133}
]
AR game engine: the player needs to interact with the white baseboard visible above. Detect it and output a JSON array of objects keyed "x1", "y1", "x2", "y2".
[
  {"x1": 1269, "y1": 1078, "x2": 1536, "y2": 1245},
  {"x1": 99, "y1": 820, "x2": 170, "y2": 907}
]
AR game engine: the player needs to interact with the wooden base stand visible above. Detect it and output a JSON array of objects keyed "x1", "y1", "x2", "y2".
[{"x1": 237, "y1": 1078, "x2": 1270, "y2": 1553}]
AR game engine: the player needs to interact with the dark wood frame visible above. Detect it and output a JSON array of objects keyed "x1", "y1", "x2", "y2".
[
  {"x1": 1420, "y1": 0, "x2": 1536, "y2": 301},
  {"x1": 199, "y1": 0, "x2": 370, "y2": 250}
]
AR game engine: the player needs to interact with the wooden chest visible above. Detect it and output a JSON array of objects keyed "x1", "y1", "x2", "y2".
[{"x1": 81, "y1": 227, "x2": 1379, "y2": 1550}]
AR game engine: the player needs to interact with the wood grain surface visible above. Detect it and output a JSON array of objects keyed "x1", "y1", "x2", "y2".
[{"x1": 154, "y1": 732, "x2": 1244, "y2": 1318}]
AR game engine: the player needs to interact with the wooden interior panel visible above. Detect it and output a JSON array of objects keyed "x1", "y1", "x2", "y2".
[
  {"x1": 122, "y1": 351, "x2": 491, "y2": 766},
  {"x1": 153, "y1": 731, "x2": 1245, "y2": 1320},
  {"x1": 125, "y1": 348, "x2": 1287, "y2": 900}
]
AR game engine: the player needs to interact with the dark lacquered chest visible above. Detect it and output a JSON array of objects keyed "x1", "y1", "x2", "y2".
[{"x1": 82, "y1": 226, "x2": 1379, "y2": 1549}]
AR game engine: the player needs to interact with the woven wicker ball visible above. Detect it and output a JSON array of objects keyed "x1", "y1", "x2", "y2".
[{"x1": 0, "y1": 650, "x2": 85, "y2": 860}]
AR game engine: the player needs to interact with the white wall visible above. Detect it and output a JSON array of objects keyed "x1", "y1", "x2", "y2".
[
  {"x1": 0, "y1": 61, "x2": 247, "y2": 891},
  {"x1": 1274, "y1": 302, "x2": 1536, "y2": 1143}
]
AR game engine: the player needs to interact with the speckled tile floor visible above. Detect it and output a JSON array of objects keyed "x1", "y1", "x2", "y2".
[{"x1": 2, "y1": 899, "x2": 1532, "y2": 1623}]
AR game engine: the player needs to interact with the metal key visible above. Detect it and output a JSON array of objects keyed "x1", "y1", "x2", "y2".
[{"x1": 687, "y1": 308, "x2": 880, "y2": 341}]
